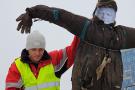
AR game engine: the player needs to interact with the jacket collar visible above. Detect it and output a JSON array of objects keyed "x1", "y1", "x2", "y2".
[{"x1": 21, "y1": 49, "x2": 51, "y2": 64}]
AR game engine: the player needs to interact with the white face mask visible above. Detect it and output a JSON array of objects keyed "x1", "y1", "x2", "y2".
[{"x1": 95, "y1": 7, "x2": 116, "y2": 24}]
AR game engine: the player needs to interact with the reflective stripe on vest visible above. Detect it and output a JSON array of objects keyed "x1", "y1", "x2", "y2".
[
  {"x1": 25, "y1": 82, "x2": 59, "y2": 90},
  {"x1": 15, "y1": 58, "x2": 60, "y2": 90}
]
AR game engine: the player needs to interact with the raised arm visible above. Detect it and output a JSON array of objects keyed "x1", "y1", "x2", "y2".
[
  {"x1": 16, "y1": 5, "x2": 90, "y2": 37},
  {"x1": 120, "y1": 25, "x2": 135, "y2": 49},
  {"x1": 49, "y1": 36, "x2": 80, "y2": 77}
]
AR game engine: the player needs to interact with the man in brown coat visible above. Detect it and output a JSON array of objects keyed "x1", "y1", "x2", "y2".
[{"x1": 16, "y1": 0, "x2": 135, "y2": 90}]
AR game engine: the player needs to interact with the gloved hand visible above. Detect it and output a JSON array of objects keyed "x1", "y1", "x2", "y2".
[{"x1": 16, "y1": 12, "x2": 32, "y2": 34}]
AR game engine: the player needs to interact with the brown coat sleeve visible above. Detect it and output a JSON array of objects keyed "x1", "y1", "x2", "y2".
[
  {"x1": 119, "y1": 25, "x2": 135, "y2": 49},
  {"x1": 27, "y1": 5, "x2": 90, "y2": 37}
]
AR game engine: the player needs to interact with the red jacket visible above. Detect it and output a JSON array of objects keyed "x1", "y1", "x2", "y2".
[{"x1": 5, "y1": 36, "x2": 80, "y2": 90}]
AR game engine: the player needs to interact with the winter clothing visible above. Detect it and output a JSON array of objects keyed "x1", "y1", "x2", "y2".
[
  {"x1": 15, "y1": 58, "x2": 60, "y2": 90},
  {"x1": 26, "y1": 31, "x2": 46, "y2": 50},
  {"x1": 5, "y1": 36, "x2": 80, "y2": 90},
  {"x1": 97, "y1": 0, "x2": 117, "y2": 11},
  {"x1": 15, "y1": 1, "x2": 135, "y2": 90}
]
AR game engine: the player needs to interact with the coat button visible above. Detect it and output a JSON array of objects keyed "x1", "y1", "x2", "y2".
[
  {"x1": 102, "y1": 28, "x2": 104, "y2": 31},
  {"x1": 117, "y1": 37, "x2": 119, "y2": 41}
]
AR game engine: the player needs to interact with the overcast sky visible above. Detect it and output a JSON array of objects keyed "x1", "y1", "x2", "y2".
[{"x1": 0, "y1": 0, "x2": 135, "y2": 90}]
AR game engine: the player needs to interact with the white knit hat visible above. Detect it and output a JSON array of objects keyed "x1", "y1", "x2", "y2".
[{"x1": 26, "y1": 31, "x2": 46, "y2": 50}]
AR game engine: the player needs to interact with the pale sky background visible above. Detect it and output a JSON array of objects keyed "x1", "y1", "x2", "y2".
[{"x1": 0, "y1": 0, "x2": 135, "y2": 90}]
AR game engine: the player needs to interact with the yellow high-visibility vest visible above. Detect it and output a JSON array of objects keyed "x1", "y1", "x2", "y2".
[{"x1": 15, "y1": 58, "x2": 60, "y2": 90}]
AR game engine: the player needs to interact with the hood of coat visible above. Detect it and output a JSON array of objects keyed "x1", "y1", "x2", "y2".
[
  {"x1": 20, "y1": 49, "x2": 51, "y2": 64},
  {"x1": 92, "y1": 0, "x2": 117, "y2": 24},
  {"x1": 96, "y1": 0, "x2": 117, "y2": 11}
]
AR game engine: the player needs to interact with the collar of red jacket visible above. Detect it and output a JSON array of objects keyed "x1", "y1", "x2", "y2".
[{"x1": 20, "y1": 49, "x2": 51, "y2": 64}]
